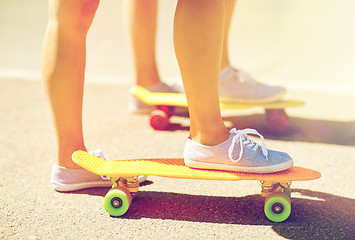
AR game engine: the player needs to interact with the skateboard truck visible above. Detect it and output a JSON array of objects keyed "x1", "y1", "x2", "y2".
[
  {"x1": 111, "y1": 176, "x2": 140, "y2": 197},
  {"x1": 260, "y1": 181, "x2": 291, "y2": 197}
]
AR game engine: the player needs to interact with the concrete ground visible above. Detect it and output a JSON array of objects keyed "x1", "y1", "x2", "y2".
[{"x1": 0, "y1": 0, "x2": 354, "y2": 239}]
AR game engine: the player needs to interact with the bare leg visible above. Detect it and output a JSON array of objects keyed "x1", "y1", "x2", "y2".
[
  {"x1": 41, "y1": 0, "x2": 100, "y2": 168},
  {"x1": 174, "y1": 0, "x2": 229, "y2": 146},
  {"x1": 221, "y1": 0, "x2": 237, "y2": 69},
  {"x1": 176, "y1": 1, "x2": 294, "y2": 173},
  {"x1": 123, "y1": 0, "x2": 160, "y2": 88}
]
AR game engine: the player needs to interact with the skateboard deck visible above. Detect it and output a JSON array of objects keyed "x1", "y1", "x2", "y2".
[
  {"x1": 131, "y1": 85, "x2": 304, "y2": 110},
  {"x1": 72, "y1": 150, "x2": 320, "y2": 181},
  {"x1": 130, "y1": 86, "x2": 305, "y2": 133},
  {"x1": 72, "y1": 151, "x2": 321, "y2": 222}
]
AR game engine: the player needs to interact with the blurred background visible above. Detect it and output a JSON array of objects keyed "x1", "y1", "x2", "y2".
[{"x1": 0, "y1": 0, "x2": 354, "y2": 94}]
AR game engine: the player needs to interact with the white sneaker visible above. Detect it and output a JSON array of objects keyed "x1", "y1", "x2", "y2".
[
  {"x1": 184, "y1": 128, "x2": 293, "y2": 173},
  {"x1": 128, "y1": 82, "x2": 183, "y2": 114},
  {"x1": 219, "y1": 66, "x2": 286, "y2": 103},
  {"x1": 51, "y1": 150, "x2": 147, "y2": 192}
]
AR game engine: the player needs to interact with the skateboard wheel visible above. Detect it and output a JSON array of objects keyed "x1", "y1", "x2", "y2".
[
  {"x1": 150, "y1": 109, "x2": 170, "y2": 130},
  {"x1": 264, "y1": 192, "x2": 291, "y2": 222},
  {"x1": 103, "y1": 187, "x2": 132, "y2": 217},
  {"x1": 265, "y1": 109, "x2": 288, "y2": 134}
]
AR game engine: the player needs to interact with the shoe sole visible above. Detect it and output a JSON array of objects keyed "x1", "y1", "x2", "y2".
[
  {"x1": 52, "y1": 181, "x2": 113, "y2": 192},
  {"x1": 52, "y1": 175, "x2": 148, "y2": 192},
  {"x1": 184, "y1": 158, "x2": 293, "y2": 173}
]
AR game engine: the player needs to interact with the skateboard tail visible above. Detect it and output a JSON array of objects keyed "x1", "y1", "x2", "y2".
[
  {"x1": 72, "y1": 150, "x2": 107, "y2": 175},
  {"x1": 131, "y1": 86, "x2": 188, "y2": 107}
]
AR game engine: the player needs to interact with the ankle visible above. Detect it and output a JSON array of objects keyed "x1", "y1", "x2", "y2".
[
  {"x1": 137, "y1": 80, "x2": 161, "y2": 89},
  {"x1": 189, "y1": 126, "x2": 230, "y2": 146},
  {"x1": 136, "y1": 71, "x2": 161, "y2": 88}
]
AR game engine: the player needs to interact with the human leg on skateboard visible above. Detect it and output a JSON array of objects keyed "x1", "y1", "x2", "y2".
[
  {"x1": 41, "y1": 0, "x2": 292, "y2": 192},
  {"x1": 173, "y1": 0, "x2": 293, "y2": 173},
  {"x1": 41, "y1": 0, "x2": 117, "y2": 191},
  {"x1": 126, "y1": 0, "x2": 286, "y2": 113},
  {"x1": 123, "y1": 0, "x2": 182, "y2": 114}
]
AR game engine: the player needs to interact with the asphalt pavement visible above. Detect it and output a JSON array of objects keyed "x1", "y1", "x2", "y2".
[{"x1": 1, "y1": 0, "x2": 354, "y2": 239}]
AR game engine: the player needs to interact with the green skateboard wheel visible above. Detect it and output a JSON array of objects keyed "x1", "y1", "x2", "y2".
[
  {"x1": 104, "y1": 188, "x2": 132, "y2": 217},
  {"x1": 264, "y1": 192, "x2": 291, "y2": 222}
]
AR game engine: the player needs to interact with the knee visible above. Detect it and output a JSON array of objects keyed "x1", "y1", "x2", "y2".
[{"x1": 48, "y1": 0, "x2": 100, "y2": 34}]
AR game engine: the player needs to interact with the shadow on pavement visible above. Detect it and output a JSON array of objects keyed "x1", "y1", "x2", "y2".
[
  {"x1": 225, "y1": 114, "x2": 355, "y2": 147},
  {"x1": 272, "y1": 189, "x2": 355, "y2": 240},
  {"x1": 71, "y1": 187, "x2": 354, "y2": 239},
  {"x1": 158, "y1": 113, "x2": 355, "y2": 146}
]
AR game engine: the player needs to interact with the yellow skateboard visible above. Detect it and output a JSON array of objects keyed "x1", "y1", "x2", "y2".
[
  {"x1": 131, "y1": 86, "x2": 304, "y2": 133},
  {"x1": 72, "y1": 150, "x2": 321, "y2": 222}
]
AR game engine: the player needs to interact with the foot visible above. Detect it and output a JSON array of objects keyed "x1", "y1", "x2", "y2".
[
  {"x1": 184, "y1": 128, "x2": 293, "y2": 173},
  {"x1": 51, "y1": 150, "x2": 147, "y2": 192},
  {"x1": 219, "y1": 66, "x2": 286, "y2": 103},
  {"x1": 128, "y1": 82, "x2": 183, "y2": 114}
]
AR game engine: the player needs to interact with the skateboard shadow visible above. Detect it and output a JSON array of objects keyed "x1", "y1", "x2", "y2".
[
  {"x1": 69, "y1": 186, "x2": 354, "y2": 239},
  {"x1": 160, "y1": 113, "x2": 355, "y2": 147},
  {"x1": 123, "y1": 189, "x2": 354, "y2": 239},
  {"x1": 223, "y1": 114, "x2": 355, "y2": 147},
  {"x1": 272, "y1": 189, "x2": 355, "y2": 240}
]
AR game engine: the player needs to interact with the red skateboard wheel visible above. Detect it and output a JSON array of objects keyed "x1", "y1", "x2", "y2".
[{"x1": 150, "y1": 109, "x2": 170, "y2": 130}]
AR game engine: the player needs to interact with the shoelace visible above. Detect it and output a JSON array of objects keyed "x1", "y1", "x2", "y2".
[{"x1": 228, "y1": 128, "x2": 269, "y2": 162}]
